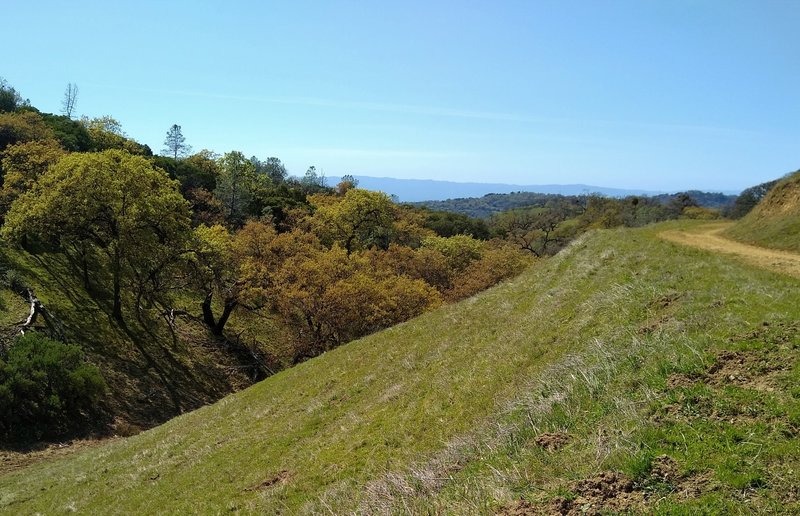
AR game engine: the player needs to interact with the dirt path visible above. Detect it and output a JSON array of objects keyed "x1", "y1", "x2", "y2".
[{"x1": 659, "y1": 222, "x2": 800, "y2": 278}]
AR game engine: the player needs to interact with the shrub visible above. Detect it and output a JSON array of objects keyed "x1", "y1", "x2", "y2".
[
  {"x1": 1, "y1": 267, "x2": 28, "y2": 293},
  {"x1": 0, "y1": 333, "x2": 106, "y2": 441}
]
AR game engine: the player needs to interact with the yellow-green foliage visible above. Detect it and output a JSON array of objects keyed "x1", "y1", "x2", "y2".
[
  {"x1": 682, "y1": 206, "x2": 720, "y2": 220},
  {"x1": 725, "y1": 171, "x2": 800, "y2": 251},
  {"x1": 0, "y1": 139, "x2": 65, "y2": 213},
  {"x1": 3, "y1": 221, "x2": 796, "y2": 513}
]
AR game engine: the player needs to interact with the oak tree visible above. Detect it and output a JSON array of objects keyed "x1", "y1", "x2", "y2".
[{"x1": 2, "y1": 150, "x2": 192, "y2": 320}]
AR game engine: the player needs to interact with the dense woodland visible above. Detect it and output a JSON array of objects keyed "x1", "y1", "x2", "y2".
[
  {"x1": 415, "y1": 189, "x2": 738, "y2": 220},
  {"x1": 0, "y1": 78, "x2": 753, "y2": 441}
]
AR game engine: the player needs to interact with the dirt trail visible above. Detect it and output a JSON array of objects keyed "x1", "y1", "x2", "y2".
[{"x1": 659, "y1": 222, "x2": 800, "y2": 278}]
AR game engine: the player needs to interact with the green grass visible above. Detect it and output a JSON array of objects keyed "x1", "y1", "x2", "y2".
[
  {"x1": 725, "y1": 171, "x2": 800, "y2": 252},
  {"x1": 0, "y1": 220, "x2": 798, "y2": 514}
]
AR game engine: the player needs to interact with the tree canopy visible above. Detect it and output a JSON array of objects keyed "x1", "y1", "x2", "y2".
[{"x1": 3, "y1": 150, "x2": 192, "y2": 319}]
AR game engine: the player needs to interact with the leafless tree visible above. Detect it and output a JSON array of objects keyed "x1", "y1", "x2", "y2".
[{"x1": 61, "y1": 83, "x2": 78, "y2": 118}]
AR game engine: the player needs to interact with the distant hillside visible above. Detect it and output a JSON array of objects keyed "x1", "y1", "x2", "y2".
[
  {"x1": 336, "y1": 175, "x2": 662, "y2": 202},
  {"x1": 412, "y1": 190, "x2": 736, "y2": 219},
  {"x1": 724, "y1": 170, "x2": 800, "y2": 252},
  {"x1": 649, "y1": 190, "x2": 737, "y2": 209},
  {"x1": 3, "y1": 221, "x2": 798, "y2": 514}
]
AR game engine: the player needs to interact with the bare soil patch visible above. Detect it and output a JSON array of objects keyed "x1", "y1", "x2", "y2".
[
  {"x1": 499, "y1": 457, "x2": 717, "y2": 515},
  {"x1": 534, "y1": 432, "x2": 570, "y2": 451},
  {"x1": 245, "y1": 470, "x2": 293, "y2": 491},
  {"x1": 498, "y1": 472, "x2": 644, "y2": 515}
]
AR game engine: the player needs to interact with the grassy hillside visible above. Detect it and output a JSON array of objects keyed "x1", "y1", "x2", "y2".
[
  {"x1": 1, "y1": 221, "x2": 798, "y2": 514},
  {"x1": 0, "y1": 247, "x2": 269, "y2": 434},
  {"x1": 725, "y1": 171, "x2": 800, "y2": 252}
]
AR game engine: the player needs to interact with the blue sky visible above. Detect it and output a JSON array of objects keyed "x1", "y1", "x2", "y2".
[{"x1": 3, "y1": 0, "x2": 798, "y2": 192}]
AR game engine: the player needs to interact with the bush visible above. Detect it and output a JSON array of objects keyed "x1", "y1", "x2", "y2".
[
  {"x1": 0, "y1": 333, "x2": 106, "y2": 441},
  {"x1": 1, "y1": 267, "x2": 28, "y2": 293}
]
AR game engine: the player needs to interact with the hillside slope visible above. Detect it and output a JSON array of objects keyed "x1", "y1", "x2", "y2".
[
  {"x1": 724, "y1": 171, "x2": 800, "y2": 252},
  {"x1": 0, "y1": 247, "x2": 270, "y2": 434},
  {"x1": 1, "y1": 221, "x2": 798, "y2": 514}
]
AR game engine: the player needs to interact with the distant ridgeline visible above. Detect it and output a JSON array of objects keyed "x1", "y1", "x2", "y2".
[{"x1": 411, "y1": 190, "x2": 738, "y2": 219}]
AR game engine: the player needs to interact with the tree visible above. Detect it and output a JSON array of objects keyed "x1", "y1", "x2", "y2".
[
  {"x1": 263, "y1": 157, "x2": 287, "y2": 184},
  {"x1": 422, "y1": 209, "x2": 491, "y2": 239},
  {"x1": 80, "y1": 116, "x2": 151, "y2": 155},
  {"x1": 309, "y1": 189, "x2": 396, "y2": 254},
  {"x1": 336, "y1": 174, "x2": 358, "y2": 195},
  {"x1": 192, "y1": 221, "x2": 305, "y2": 335},
  {"x1": 214, "y1": 151, "x2": 257, "y2": 226},
  {"x1": 300, "y1": 165, "x2": 327, "y2": 193},
  {"x1": 2, "y1": 150, "x2": 192, "y2": 321},
  {"x1": 493, "y1": 207, "x2": 569, "y2": 256},
  {"x1": 421, "y1": 234, "x2": 484, "y2": 271},
  {"x1": 61, "y1": 83, "x2": 78, "y2": 119},
  {"x1": 162, "y1": 124, "x2": 191, "y2": 160},
  {"x1": 0, "y1": 139, "x2": 65, "y2": 215},
  {"x1": 0, "y1": 111, "x2": 54, "y2": 155},
  {"x1": 0, "y1": 77, "x2": 28, "y2": 113},
  {"x1": 447, "y1": 244, "x2": 532, "y2": 301},
  {"x1": 39, "y1": 113, "x2": 92, "y2": 152}
]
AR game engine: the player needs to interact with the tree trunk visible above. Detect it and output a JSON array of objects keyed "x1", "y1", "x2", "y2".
[
  {"x1": 112, "y1": 246, "x2": 123, "y2": 321},
  {"x1": 201, "y1": 291, "x2": 216, "y2": 328},
  {"x1": 213, "y1": 300, "x2": 237, "y2": 336}
]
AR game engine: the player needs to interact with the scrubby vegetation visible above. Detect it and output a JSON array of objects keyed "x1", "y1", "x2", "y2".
[{"x1": 0, "y1": 333, "x2": 105, "y2": 441}]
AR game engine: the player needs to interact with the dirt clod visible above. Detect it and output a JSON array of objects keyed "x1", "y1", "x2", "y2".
[
  {"x1": 650, "y1": 455, "x2": 680, "y2": 483},
  {"x1": 499, "y1": 472, "x2": 645, "y2": 515},
  {"x1": 534, "y1": 432, "x2": 570, "y2": 451},
  {"x1": 245, "y1": 470, "x2": 292, "y2": 491}
]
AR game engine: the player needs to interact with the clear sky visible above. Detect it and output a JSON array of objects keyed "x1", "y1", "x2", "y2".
[{"x1": 3, "y1": 0, "x2": 798, "y2": 192}]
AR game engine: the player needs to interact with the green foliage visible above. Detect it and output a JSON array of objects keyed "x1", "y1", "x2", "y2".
[
  {"x1": 681, "y1": 206, "x2": 720, "y2": 220},
  {"x1": 0, "y1": 111, "x2": 54, "y2": 157},
  {"x1": 214, "y1": 151, "x2": 258, "y2": 226},
  {"x1": 2, "y1": 150, "x2": 192, "y2": 318},
  {"x1": 310, "y1": 189, "x2": 397, "y2": 254},
  {"x1": 0, "y1": 77, "x2": 29, "y2": 113},
  {"x1": 421, "y1": 209, "x2": 491, "y2": 239},
  {"x1": 0, "y1": 139, "x2": 65, "y2": 215},
  {"x1": 0, "y1": 267, "x2": 28, "y2": 293},
  {"x1": 491, "y1": 206, "x2": 572, "y2": 256},
  {"x1": 38, "y1": 113, "x2": 92, "y2": 152},
  {"x1": 0, "y1": 333, "x2": 106, "y2": 441},
  {"x1": 726, "y1": 179, "x2": 779, "y2": 219},
  {"x1": 79, "y1": 116, "x2": 152, "y2": 155},
  {"x1": 250, "y1": 156, "x2": 287, "y2": 185},
  {"x1": 421, "y1": 234, "x2": 484, "y2": 272},
  {"x1": 162, "y1": 124, "x2": 191, "y2": 160},
  {"x1": 416, "y1": 190, "x2": 736, "y2": 220},
  {"x1": 299, "y1": 165, "x2": 328, "y2": 193},
  {"x1": 151, "y1": 155, "x2": 217, "y2": 193}
]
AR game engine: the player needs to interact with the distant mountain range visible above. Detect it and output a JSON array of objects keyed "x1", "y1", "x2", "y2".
[{"x1": 333, "y1": 175, "x2": 664, "y2": 202}]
